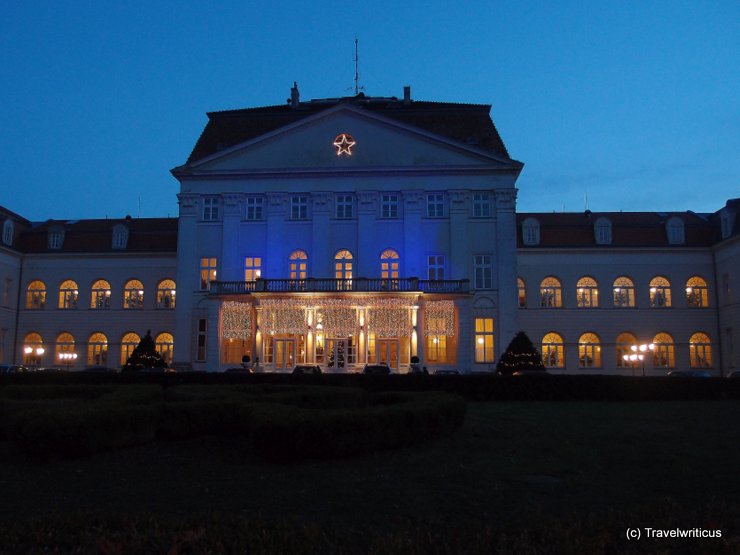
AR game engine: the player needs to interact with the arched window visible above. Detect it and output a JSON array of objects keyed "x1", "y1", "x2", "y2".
[
  {"x1": 380, "y1": 249, "x2": 400, "y2": 290},
  {"x1": 22, "y1": 332, "x2": 45, "y2": 366},
  {"x1": 649, "y1": 276, "x2": 672, "y2": 308},
  {"x1": 615, "y1": 332, "x2": 637, "y2": 368},
  {"x1": 613, "y1": 276, "x2": 635, "y2": 307},
  {"x1": 689, "y1": 332, "x2": 712, "y2": 368},
  {"x1": 541, "y1": 332, "x2": 564, "y2": 368},
  {"x1": 155, "y1": 332, "x2": 174, "y2": 365},
  {"x1": 55, "y1": 332, "x2": 77, "y2": 367},
  {"x1": 123, "y1": 279, "x2": 144, "y2": 309},
  {"x1": 120, "y1": 332, "x2": 141, "y2": 366},
  {"x1": 685, "y1": 276, "x2": 708, "y2": 308},
  {"x1": 576, "y1": 277, "x2": 599, "y2": 308},
  {"x1": 522, "y1": 217, "x2": 540, "y2": 246},
  {"x1": 334, "y1": 249, "x2": 353, "y2": 290},
  {"x1": 539, "y1": 277, "x2": 562, "y2": 308},
  {"x1": 517, "y1": 277, "x2": 526, "y2": 308},
  {"x1": 652, "y1": 332, "x2": 675, "y2": 368},
  {"x1": 666, "y1": 217, "x2": 685, "y2": 244},
  {"x1": 26, "y1": 280, "x2": 46, "y2": 309},
  {"x1": 289, "y1": 250, "x2": 308, "y2": 280},
  {"x1": 157, "y1": 279, "x2": 176, "y2": 309},
  {"x1": 91, "y1": 279, "x2": 112, "y2": 309},
  {"x1": 578, "y1": 332, "x2": 601, "y2": 368},
  {"x1": 58, "y1": 280, "x2": 79, "y2": 309},
  {"x1": 2, "y1": 219, "x2": 13, "y2": 245},
  {"x1": 87, "y1": 332, "x2": 108, "y2": 366},
  {"x1": 594, "y1": 217, "x2": 612, "y2": 245}
]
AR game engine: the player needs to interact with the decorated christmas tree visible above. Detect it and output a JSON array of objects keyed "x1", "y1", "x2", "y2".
[
  {"x1": 496, "y1": 331, "x2": 545, "y2": 375},
  {"x1": 122, "y1": 330, "x2": 167, "y2": 371}
]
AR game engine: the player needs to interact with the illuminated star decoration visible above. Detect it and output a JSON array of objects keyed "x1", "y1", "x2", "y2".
[{"x1": 333, "y1": 133, "x2": 356, "y2": 156}]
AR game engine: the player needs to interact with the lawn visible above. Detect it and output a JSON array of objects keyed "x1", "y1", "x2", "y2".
[{"x1": 1, "y1": 400, "x2": 738, "y2": 553}]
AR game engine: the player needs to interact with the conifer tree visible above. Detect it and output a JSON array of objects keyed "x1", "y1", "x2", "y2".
[
  {"x1": 496, "y1": 331, "x2": 545, "y2": 375},
  {"x1": 122, "y1": 330, "x2": 166, "y2": 371}
]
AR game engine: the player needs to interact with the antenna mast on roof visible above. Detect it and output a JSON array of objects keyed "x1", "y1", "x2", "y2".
[{"x1": 353, "y1": 37, "x2": 364, "y2": 95}]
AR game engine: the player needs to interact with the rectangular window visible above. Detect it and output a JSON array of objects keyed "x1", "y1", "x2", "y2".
[
  {"x1": 202, "y1": 197, "x2": 220, "y2": 221},
  {"x1": 427, "y1": 255, "x2": 445, "y2": 281},
  {"x1": 291, "y1": 196, "x2": 308, "y2": 220},
  {"x1": 2, "y1": 279, "x2": 10, "y2": 307},
  {"x1": 200, "y1": 257, "x2": 217, "y2": 290},
  {"x1": 427, "y1": 194, "x2": 444, "y2": 218},
  {"x1": 474, "y1": 318, "x2": 494, "y2": 363},
  {"x1": 246, "y1": 196, "x2": 264, "y2": 220},
  {"x1": 472, "y1": 193, "x2": 491, "y2": 217},
  {"x1": 336, "y1": 194, "x2": 354, "y2": 219},
  {"x1": 196, "y1": 319, "x2": 207, "y2": 362},
  {"x1": 381, "y1": 194, "x2": 399, "y2": 218},
  {"x1": 474, "y1": 255, "x2": 493, "y2": 289},
  {"x1": 244, "y1": 257, "x2": 262, "y2": 281}
]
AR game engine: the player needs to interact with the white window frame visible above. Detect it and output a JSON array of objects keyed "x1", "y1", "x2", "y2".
[
  {"x1": 427, "y1": 255, "x2": 445, "y2": 281},
  {"x1": 200, "y1": 258, "x2": 217, "y2": 291},
  {"x1": 2, "y1": 220, "x2": 13, "y2": 245},
  {"x1": 202, "y1": 197, "x2": 220, "y2": 221},
  {"x1": 246, "y1": 196, "x2": 264, "y2": 220},
  {"x1": 336, "y1": 194, "x2": 354, "y2": 219},
  {"x1": 380, "y1": 194, "x2": 399, "y2": 218},
  {"x1": 472, "y1": 193, "x2": 491, "y2": 218},
  {"x1": 427, "y1": 193, "x2": 444, "y2": 218},
  {"x1": 244, "y1": 257, "x2": 262, "y2": 282},
  {"x1": 473, "y1": 254, "x2": 493, "y2": 289},
  {"x1": 291, "y1": 196, "x2": 308, "y2": 220}
]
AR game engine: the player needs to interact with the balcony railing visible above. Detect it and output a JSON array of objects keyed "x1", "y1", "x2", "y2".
[{"x1": 209, "y1": 278, "x2": 469, "y2": 295}]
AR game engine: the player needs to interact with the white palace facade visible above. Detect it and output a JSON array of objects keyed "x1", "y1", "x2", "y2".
[{"x1": 1, "y1": 86, "x2": 738, "y2": 375}]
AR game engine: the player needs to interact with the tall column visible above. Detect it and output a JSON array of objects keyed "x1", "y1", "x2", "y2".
[{"x1": 494, "y1": 189, "x2": 519, "y2": 352}]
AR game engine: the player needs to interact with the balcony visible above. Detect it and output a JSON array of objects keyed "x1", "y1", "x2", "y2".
[{"x1": 209, "y1": 278, "x2": 469, "y2": 295}]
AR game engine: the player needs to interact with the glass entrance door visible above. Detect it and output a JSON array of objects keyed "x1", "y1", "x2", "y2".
[
  {"x1": 274, "y1": 338, "x2": 295, "y2": 371},
  {"x1": 377, "y1": 339, "x2": 399, "y2": 370},
  {"x1": 326, "y1": 338, "x2": 356, "y2": 371}
]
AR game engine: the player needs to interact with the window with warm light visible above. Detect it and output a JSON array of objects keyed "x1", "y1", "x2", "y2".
[
  {"x1": 685, "y1": 276, "x2": 709, "y2": 308},
  {"x1": 244, "y1": 257, "x2": 262, "y2": 282},
  {"x1": 649, "y1": 276, "x2": 672, "y2": 307},
  {"x1": 380, "y1": 249, "x2": 399, "y2": 288},
  {"x1": 380, "y1": 194, "x2": 399, "y2": 218},
  {"x1": 334, "y1": 250, "x2": 353, "y2": 289},
  {"x1": 55, "y1": 332, "x2": 76, "y2": 366},
  {"x1": 157, "y1": 279, "x2": 176, "y2": 309},
  {"x1": 22, "y1": 332, "x2": 44, "y2": 366},
  {"x1": 289, "y1": 250, "x2": 307, "y2": 280},
  {"x1": 58, "y1": 280, "x2": 79, "y2": 309},
  {"x1": 576, "y1": 276, "x2": 599, "y2": 308},
  {"x1": 474, "y1": 318, "x2": 494, "y2": 363},
  {"x1": 474, "y1": 255, "x2": 493, "y2": 289},
  {"x1": 123, "y1": 279, "x2": 144, "y2": 309},
  {"x1": 245, "y1": 196, "x2": 264, "y2": 220},
  {"x1": 91, "y1": 279, "x2": 112, "y2": 309},
  {"x1": 578, "y1": 332, "x2": 601, "y2": 368},
  {"x1": 613, "y1": 276, "x2": 635, "y2": 307},
  {"x1": 120, "y1": 332, "x2": 140, "y2": 366},
  {"x1": 689, "y1": 332, "x2": 712, "y2": 368},
  {"x1": 652, "y1": 332, "x2": 675, "y2": 368},
  {"x1": 517, "y1": 277, "x2": 527, "y2": 308},
  {"x1": 541, "y1": 332, "x2": 564, "y2": 368},
  {"x1": 87, "y1": 332, "x2": 108, "y2": 366},
  {"x1": 155, "y1": 332, "x2": 174, "y2": 365},
  {"x1": 426, "y1": 193, "x2": 444, "y2": 218},
  {"x1": 472, "y1": 193, "x2": 492, "y2": 217},
  {"x1": 336, "y1": 194, "x2": 354, "y2": 219},
  {"x1": 540, "y1": 277, "x2": 562, "y2": 307},
  {"x1": 291, "y1": 196, "x2": 308, "y2": 220},
  {"x1": 200, "y1": 258, "x2": 217, "y2": 290},
  {"x1": 615, "y1": 332, "x2": 637, "y2": 368},
  {"x1": 202, "y1": 197, "x2": 220, "y2": 221},
  {"x1": 26, "y1": 280, "x2": 46, "y2": 309},
  {"x1": 427, "y1": 255, "x2": 445, "y2": 280}
]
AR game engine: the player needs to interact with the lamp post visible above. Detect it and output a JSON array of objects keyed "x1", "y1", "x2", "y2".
[
  {"x1": 59, "y1": 352, "x2": 78, "y2": 370},
  {"x1": 628, "y1": 343, "x2": 656, "y2": 376}
]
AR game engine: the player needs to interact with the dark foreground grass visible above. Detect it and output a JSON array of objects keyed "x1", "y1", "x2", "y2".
[{"x1": 1, "y1": 401, "x2": 739, "y2": 553}]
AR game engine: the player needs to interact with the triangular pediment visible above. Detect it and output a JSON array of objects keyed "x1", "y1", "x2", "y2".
[{"x1": 178, "y1": 105, "x2": 518, "y2": 174}]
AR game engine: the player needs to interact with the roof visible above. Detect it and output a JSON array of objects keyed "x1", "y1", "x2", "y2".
[
  {"x1": 17, "y1": 217, "x2": 178, "y2": 254},
  {"x1": 184, "y1": 94, "x2": 515, "y2": 164},
  {"x1": 516, "y1": 211, "x2": 719, "y2": 248}
]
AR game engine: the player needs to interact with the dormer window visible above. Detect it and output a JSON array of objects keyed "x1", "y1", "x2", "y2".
[
  {"x1": 2, "y1": 219, "x2": 13, "y2": 246},
  {"x1": 48, "y1": 228, "x2": 64, "y2": 250},
  {"x1": 522, "y1": 218, "x2": 540, "y2": 246},
  {"x1": 112, "y1": 225, "x2": 129, "y2": 249},
  {"x1": 720, "y1": 212, "x2": 733, "y2": 239},
  {"x1": 666, "y1": 217, "x2": 685, "y2": 245},
  {"x1": 594, "y1": 217, "x2": 612, "y2": 245}
]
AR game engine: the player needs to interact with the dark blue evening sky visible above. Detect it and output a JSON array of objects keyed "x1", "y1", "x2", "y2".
[{"x1": 1, "y1": 1, "x2": 737, "y2": 221}]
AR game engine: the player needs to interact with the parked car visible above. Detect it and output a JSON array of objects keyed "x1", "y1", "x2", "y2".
[
  {"x1": 435, "y1": 369, "x2": 460, "y2": 375},
  {"x1": 292, "y1": 364, "x2": 322, "y2": 375},
  {"x1": 667, "y1": 370, "x2": 713, "y2": 378},
  {"x1": 0, "y1": 364, "x2": 30, "y2": 373},
  {"x1": 728, "y1": 370, "x2": 740, "y2": 378},
  {"x1": 362, "y1": 363, "x2": 391, "y2": 375}
]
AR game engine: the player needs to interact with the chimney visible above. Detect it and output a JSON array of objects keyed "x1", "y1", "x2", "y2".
[
  {"x1": 290, "y1": 81, "x2": 300, "y2": 108},
  {"x1": 403, "y1": 85, "x2": 411, "y2": 105}
]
